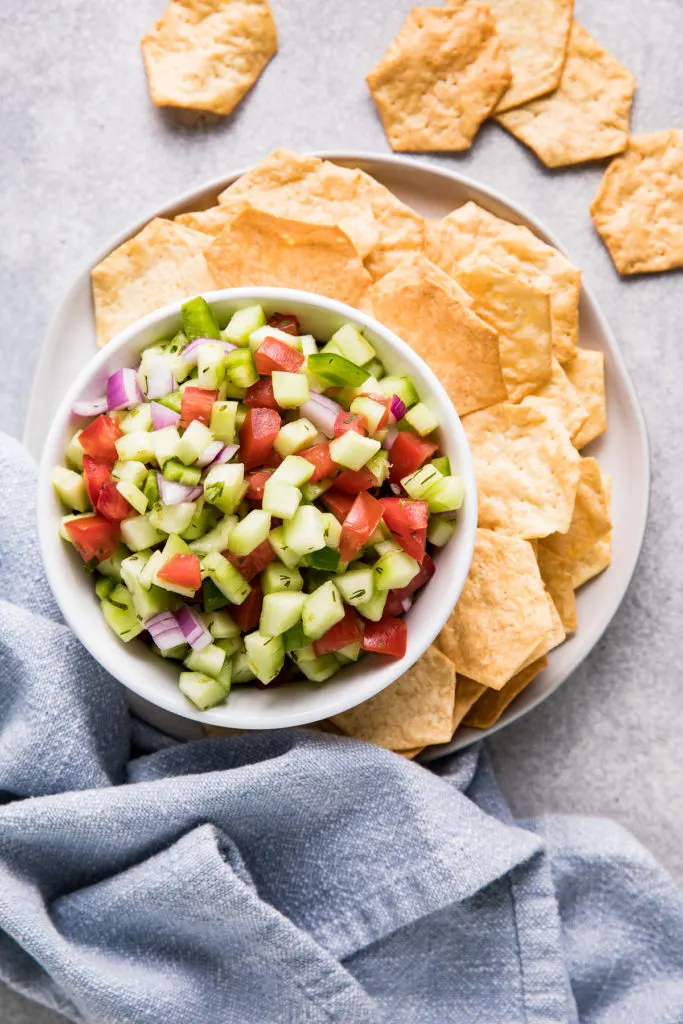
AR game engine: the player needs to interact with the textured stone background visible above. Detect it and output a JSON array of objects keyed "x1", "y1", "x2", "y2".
[{"x1": 1, "y1": 0, "x2": 682, "y2": 1018}]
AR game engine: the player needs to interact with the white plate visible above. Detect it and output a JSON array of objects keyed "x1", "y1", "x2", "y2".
[{"x1": 26, "y1": 152, "x2": 649, "y2": 752}]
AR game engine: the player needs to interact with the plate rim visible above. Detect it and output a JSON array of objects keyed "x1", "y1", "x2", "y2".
[{"x1": 25, "y1": 150, "x2": 650, "y2": 756}]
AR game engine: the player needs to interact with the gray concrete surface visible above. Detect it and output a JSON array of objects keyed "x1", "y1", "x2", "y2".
[{"x1": 1, "y1": 0, "x2": 682, "y2": 1018}]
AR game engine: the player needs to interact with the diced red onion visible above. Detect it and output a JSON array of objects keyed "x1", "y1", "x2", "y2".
[
  {"x1": 156, "y1": 471, "x2": 200, "y2": 505},
  {"x1": 389, "y1": 482, "x2": 401, "y2": 496},
  {"x1": 107, "y1": 368, "x2": 143, "y2": 410},
  {"x1": 181, "y1": 337, "x2": 236, "y2": 366},
  {"x1": 72, "y1": 396, "x2": 108, "y2": 417},
  {"x1": 197, "y1": 440, "x2": 225, "y2": 467},
  {"x1": 300, "y1": 393, "x2": 342, "y2": 438},
  {"x1": 145, "y1": 610, "x2": 186, "y2": 652},
  {"x1": 175, "y1": 605, "x2": 212, "y2": 651},
  {"x1": 150, "y1": 402, "x2": 180, "y2": 430},
  {"x1": 144, "y1": 353, "x2": 175, "y2": 400},
  {"x1": 382, "y1": 425, "x2": 399, "y2": 450},
  {"x1": 401, "y1": 597, "x2": 413, "y2": 614},
  {"x1": 390, "y1": 395, "x2": 407, "y2": 422},
  {"x1": 185, "y1": 485, "x2": 204, "y2": 501},
  {"x1": 209, "y1": 443, "x2": 239, "y2": 467}
]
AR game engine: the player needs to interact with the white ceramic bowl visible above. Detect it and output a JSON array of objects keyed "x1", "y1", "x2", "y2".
[{"x1": 37, "y1": 287, "x2": 477, "y2": 729}]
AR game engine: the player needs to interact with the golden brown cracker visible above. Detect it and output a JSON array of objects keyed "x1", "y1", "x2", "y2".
[
  {"x1": 531, "y1": 357, "x2": 588, "y2": 440},
  {"x1": 542, "y1": 457, "x2": 611, "y2": 563},
  {"x1": 497, "y1": 23, "x2": 635, "y2": 168},
  {"x1": 366, "y1": 5, "x2": 511, "y2": 152},
  {"x1": 536, "y1": 546, "x2": 578, "y2": 632},
  {"x1": 590, "y1": 130, "x2": 683, "y2": 274},
  {"x1": 563, "y1": 349, "x2": 607, "y2": 448},
  {"x1": 569, "y1": 532, "x2": 612, "y2": 588},
  {"x1": 463, "y1": 657, "x2": 547, "y2": 729}
]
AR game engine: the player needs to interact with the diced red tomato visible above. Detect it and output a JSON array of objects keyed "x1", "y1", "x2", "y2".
[
  {"x1": 96, "y1": 481, "x2": 132, "y2": 523},
  {"x1": 321, "y1": 489, "x2": 355, "y2": 523},
  {"x1": 64, "y1": 515, "x2": 120, "y2": 563},
  {"x1": 244, "y1": 378, "x2": 280, "y2": 410},
  {"x1": 339, "y1": 492, "x2": 384, "y2": 563},
  {"x1": 79, "y1": 415, "x2": 122, "y2": 463},
  {"x1": 261, "y1": 449, "x2": 283, "y2": 469},
  {"x1": 300, "y1": 442, "x2": 337, "y2": 483},
  {"x1": 333, "y1": 411, "x2": 367, "y2": 437},
  {"x1": 313, "y1": 606, "x2": 363, "y2": 656},
  {"x1": 83, "y1": 455, "x2": 113, "y2": 507},
  {"x1": 361, "y1": 616, "x2": 407, "y2": 658},
  {"x1": 245, "y1": 469, "x2": 274, "y2": 501},
  {"x1": 388, "y1": 432, "x2": 439, "y2": 484},
  {"x1": 333, "y1": 466, "x2": 377, "y2": 494},
  {"x1": 239, "y1": 408, "x2": 281, "y2": 470},
  {"x1": 226, "y1": 539, "x2": 275, "y2": 581},
  {"x1": 180, "y1": 387, "x2": 218, "y2": 429},
  {"x1": 253, "y1": 338, "x2": 304, "y2": 375},
  {"x1": 267, "y1": 313, "x2": 300, "y2": 336},
  {"x1": 157, "y1": 553, "x2": 201, "y2": 592},
  {"x1": 379, "y1": 497, "x2": 430, "y2": 562},
  {"x1": 231, "y1": 581, "x2": 262, "y2": 632},
  {"x1": 383, "y1": 554, "x2": 436, "y2": 616}
]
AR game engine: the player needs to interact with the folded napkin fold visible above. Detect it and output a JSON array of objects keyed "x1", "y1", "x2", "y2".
[{"x1": 1, "y1": 431, "x2": 682, "y2": 1024}]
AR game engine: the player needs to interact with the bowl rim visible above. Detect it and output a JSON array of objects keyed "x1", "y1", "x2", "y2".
[{"x1": 37, "y1": 285, "x2": 477, "y2": 728}]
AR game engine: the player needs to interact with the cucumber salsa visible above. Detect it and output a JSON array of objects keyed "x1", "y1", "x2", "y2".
[{"x1": 54, "y1": 297, "x2": 465, "y2": 710}]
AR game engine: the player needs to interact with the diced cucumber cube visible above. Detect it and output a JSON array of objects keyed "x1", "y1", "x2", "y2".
[
  {"x1": 404, "y1": 402, "x2": 439, "y2": 437},
  {"x1": 215, "y1": 636, "x2": 241, "y2": 658},
  {"x1": 149, "y1": 502, "x2": 197, "y2": 536},
  {"x1": 329, "y1": 432, "x2": 381, "y2": 471},
  {"x1": 181, "y1": 296, "x2": 220, "y2": 341},
  {"x1": 162, "y1": 534, "x2": 192, "y2": 559},
  {"x1": 130, "y1": 578, "x2": 175, "y2": 621},
  {"x1": 299, "y1": 655, "x2": 340, "y2": 682},
  {"x1": 366, "y1": 449, "x2": 389, "y2": 486},
  {"x1": 203, "y1": 578, "x2": 230, "y2": 613},
  {"x1": 260, "y1": 591, "x2": 307, "y2": 637},
  {"x1": 231, "y1": 649, "x2": 256, "y2": 683},
  {"x1": 373, "y1": 550, "x2": 420, "y2": 592},
  {"x1": 235, "y1": 404, "x2": 248, "y2": 429},
  {"x1": 180, "y1": 498, "x2": 219, "y2": 541},
  {"x1": 158, "y1": 389, "x2": 183, "y2": 412},
  {"x1": 283, "y1": 505, "x2": 326, "y2": 556},
  {"x1": 309, "y1": 547, "x2": 340, "y2": 572},
  {"x1": 179, "y1": 671, "x2": 227, "y2": 710},
  {"x1": 301, "y1": 479, "x2": 332, "y2": 502},
  {"x1": 143, "y1": 470, "x2": 160, "y2": 505},
  {"x1": 268, "y1": 526, "x2": 302, "y2": 569},
  {"x1": 272, "y1": 372, "x2": 309, "y2": 409},
  {"x1": 261, "y1": 561, "x2": 304, "y2": 594},
  {"x1": 215, "y1": 658, "x2": 232, "y2": 694},
  {"x1": 113, "y1": 460, "x2": 147, "y2": 488},
  {"x1": 157, "y1": 642, "x2": 190, "y2": 661},
  {"x1": 162, "y1": 459, "x2": 201, "y2": 486},
  {"x1": 139, "y1": 549, "x2": 165, "y2": 590},
  {"x1": 202, "y1": 551, "x2": 251, "y2": 605},
  {"x1": 431, "y1": 456, "x2": 451, "y2": 476},
  {"x1": 249, "y1": 325, "x2": 301, "y2": 351},
  {"x1": 283, "y1": 623, "x2": 307, "y2": 652},
  {"x1": 375, "y1": 538, "x2": 403, "y2": 556},
  {"x1": 330, "y1": 323, "x2": 376, "y2": 366},
  {"x1": 97, "y1": 545, "x2": 127, "y2": 581},
  {"x1": 225, "y1": 348, "x2": 258, "y2": 389},
  {"x1": 65, "y1": 431, "x2": 85, "y2": 470},
  {"x1": 210, "y1": 401, "x2": 238, "y2": 444},
  {"x1": 95, "y1": 575, "x2": 116, "y2": 600},
  {"x1": 427, "y1": 517, "x2": 457, "y2": 547},
  {"x1": 336, "y1": 642, "x2": 362, "y2": 663},
  {"x1": 245, "y1": 632, "x2": 285, "y2": 684},
  {"x1": 120, "y1": 514, "x2": 166, "y2": 552},
  {"x1": 204, "y1": 463, "x2": 246, "y2": 514},
  {"x1": 356, "y1": 588, "x2": 388, "y2": 622},
  {"x1": 273, "y1": 418, "x2": 318, "y2": 457},
  {"x1": 116, "y1": 430, "x2": 155, "y2": 463},
  {"x1": 289, "y1": 644, "x2": 318, "y2": 664},
  {"x1": 319, "y1": 339, "x2": 343, "y2": 356},
  {"x1": 334, "y1": 566, "x2": 374, "y2": 606},
  {"x1": 176, "y1": 420, "x2": 213, "y2": 465},
  {"x1": 262, "y1": 479, "x2": 302, "y2": 520},
  {"x1": 101, "y1": 584, "x2": 144, "y2": 642},
  {"x1": 426, "y1": 475, "x2": 465, "y2": 513},
  {"x1": 152, "y1": 427, "x2": 181, "y2": 467},
  {"x1": 223, "y1": 304, "x2": 266, "y2": 346},
  {"x1": 321, "y1": 512, "x2": 342, "y2": 550},
  {"x1": 302, "y1": 581, "x2": 344, "y2": 640},
  {"x1": 300, "y1": 335, "x2": 318, "y2": 357},
  {"x1": 202, "y1": 609, "x2": 240, "y2": 639},
  {"x1": 196, "y1": 343, "x2": 227, "y2": 390},
  {"x1": 365, "y1": 358, "x2": 385, "y2": 381},
  {"x1": 52, "y1": 466, "x2": 89, "y2": 512},
  {"x1": 350, "y1": 397, "x2": 387, "y2": 434},
  {"x1": 401, "y1": 464, "x2": 444, "y2": 499},
  {"x1": 271, "y1": 455, "x2": 314, "y2": 487},
  {"x1": 116, "y1": 480, "x2": 148, "y2": 515},
  {"x1": 227, "y1": 509, "x2": 271, "y2": 556},
  {"x1": 367, "y1": 520, "x2": 391, "y2": 549},
  {"x1": 189, "y1": 514, "x2": 237, "y2": 555},
  {"x1": 119, "y1": 403, "x2": 152, "y2": 434},
  {"x1": 376, "y1": 375, "x2": 419, "y2": 409},
  {"x1": 185, "y1": 643, "x2": 226, "y2": 679},
  {"x1": 138, "y1": 348, "x2": 175, "y2": 399}
]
